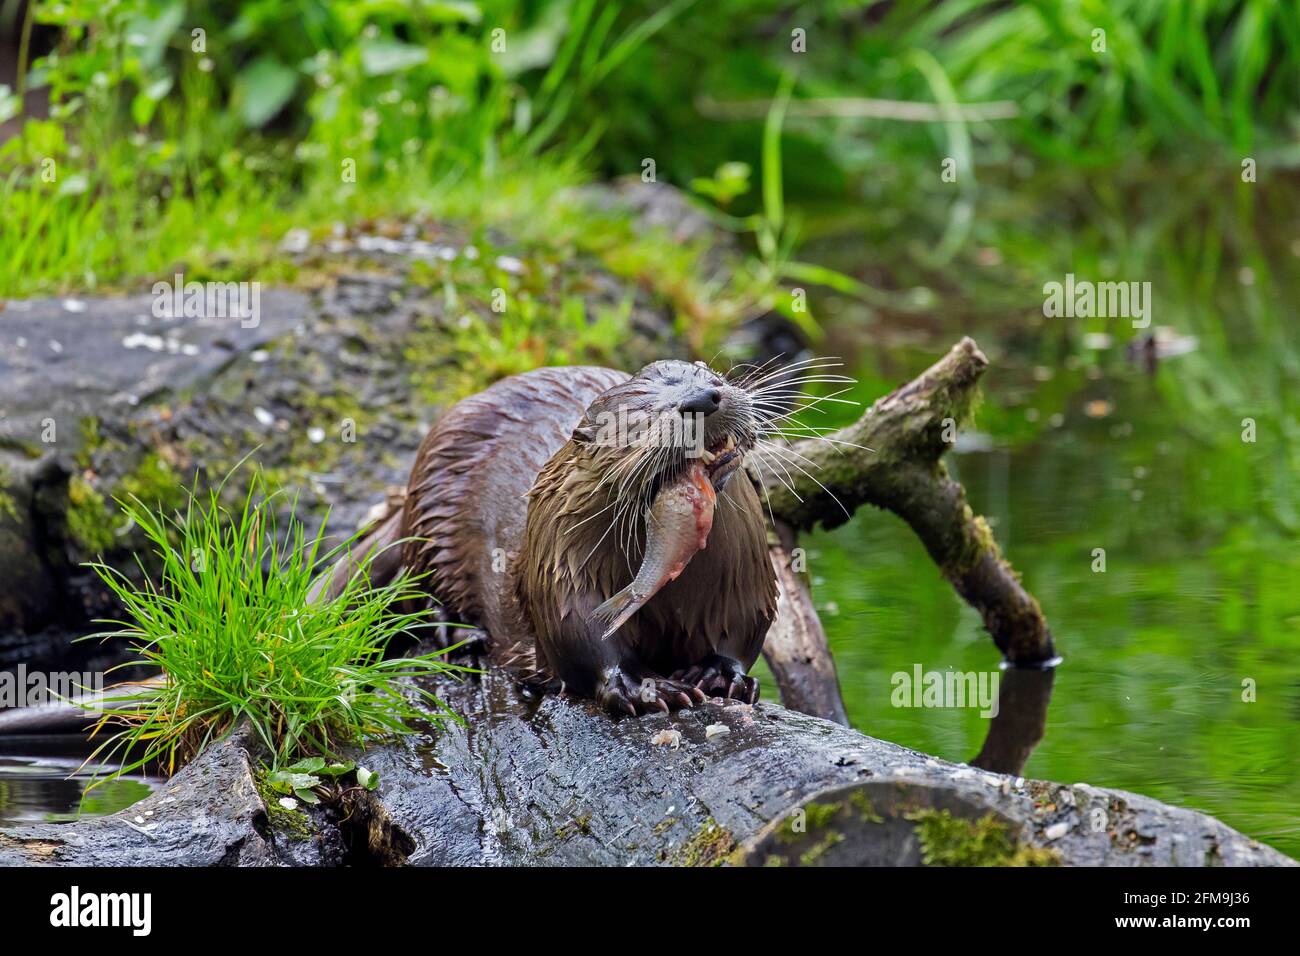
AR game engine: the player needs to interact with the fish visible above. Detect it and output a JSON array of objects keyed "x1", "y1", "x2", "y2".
[{"x1": 590, "y1": 461, "x2": 716, "y2": 640}]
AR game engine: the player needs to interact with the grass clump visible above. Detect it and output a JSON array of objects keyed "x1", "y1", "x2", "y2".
[{"x1": 82, "y1": 467, "x2": 464, "y2": 785}]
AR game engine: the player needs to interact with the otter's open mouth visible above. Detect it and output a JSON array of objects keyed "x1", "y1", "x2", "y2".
[{"x1": 698, "y1": 433, "x2": 744, "y2": 484}]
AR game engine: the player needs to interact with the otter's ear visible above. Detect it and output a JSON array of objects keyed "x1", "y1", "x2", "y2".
[{"x1": 572, "y1": 421, "x2": 597, "y2": 443}]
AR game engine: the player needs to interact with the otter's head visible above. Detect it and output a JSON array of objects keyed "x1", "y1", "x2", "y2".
[{"x1": 571, "y1": 359, "x2": 756, "y2": 494}]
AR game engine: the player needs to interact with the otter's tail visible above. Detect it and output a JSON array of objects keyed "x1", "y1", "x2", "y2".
[
  {"x1": 307, "y1": 511, "x2": 405, "y2": 604},
  {"x1": 589, "y1": 586, "x2": 646, "y2": 641}
]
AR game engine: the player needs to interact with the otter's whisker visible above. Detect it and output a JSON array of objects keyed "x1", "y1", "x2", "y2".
[
  {"x1": 756, "y1": 435, "x2": 840, "y2": 470},
  {"x1": 752, "y1": 399, "x2": 860, "y2": 425},
  {"x1": 737, "y1": 357, "x2": 847, "y2": 391},
  {"x1": 729, "y1": 352, "x2": 795, "y2": 388},
  {"x1": 759, "y1": 428, "x2": 875, "y2": 453},
  {"x1": 744, "y1": 453, "x2": 782, "y2": 528},
  {"x1": 749, "y1": 375, "x2": 857, "y2": 393},
  {"x1": 750, "y1": 444, "x2": 804, "y2": 501},
  {"x1": 577, "y1": 515, "x2": 621, "y2": 575},
  {"x1": 563, "y1": 494, "x2": 621, "y2": 534},
  {"x1": 754, "y1": 439, "x2": 853, "y2": 520},
  {"x1": 751, "y1": 387, "x2": 858, "y2": 408}
]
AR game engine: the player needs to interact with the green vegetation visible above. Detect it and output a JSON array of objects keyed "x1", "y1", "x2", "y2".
[
  {"x1": 255, "y1": 757, "x2": 378, "y2": 838},
  {"x1": 254, "y1": 768, "x2": 317, "y2": 839},
  {"x1": 65, "y1": 475, "x2": 117, "y2": 554},
  {"x1": 673, "y1": 816, "x2": 740, "y2": 867},
  {"x1": 0, "y1": 0, "x2": 706, "y2": 298},
  {"x1": 81, "y1": 468, "x2": 466, "y2": 785},
  {"x1": 909, "y1": 810, "x2": 1060, "y2": 867},
  {"x1": 4, "y1": 1, "x2": 1296, "y2": 296}
]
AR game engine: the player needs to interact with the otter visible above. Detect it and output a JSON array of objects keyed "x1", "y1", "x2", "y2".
[{"x1": 320, "y1": 360, "x2": 780, "y2": 716}]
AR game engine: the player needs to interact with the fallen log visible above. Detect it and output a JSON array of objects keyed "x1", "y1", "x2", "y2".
[
  {"x1": 0, "y1": 336, "x2": 1097, "y2": 865},
  {"x1": 1, "y1": 671, "x2": 1289, "y2": 867}
]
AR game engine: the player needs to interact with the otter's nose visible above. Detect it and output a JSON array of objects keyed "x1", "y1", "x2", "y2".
[{"x1": 679, "y1": 388, "x2": 722, "y2": 416}]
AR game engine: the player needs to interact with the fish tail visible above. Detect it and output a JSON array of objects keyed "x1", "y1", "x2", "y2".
[{"x1": 590, "y1": 587, "x2": 642, "y2": 641}]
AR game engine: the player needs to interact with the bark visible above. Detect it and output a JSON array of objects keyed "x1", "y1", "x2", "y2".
[
  {"x1": 761, "y1": 524, "x2": 849, "y2": 725},
  {"x1": 364, "y1": 673, "x2": 1288, "y2": 866}
]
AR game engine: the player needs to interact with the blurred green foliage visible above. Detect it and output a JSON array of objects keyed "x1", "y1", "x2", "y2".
[
  {"x1": 0, "y1": 0, "x2": 700, "y2": 294},
  {"x1": 584, "y1": 0, "x2": 1300, "y2": 187},
  {"x1": 4, "y1": 0, "x2": 1298, "y2": 297}
]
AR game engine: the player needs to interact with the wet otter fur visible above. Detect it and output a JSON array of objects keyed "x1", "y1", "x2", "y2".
[{"x1": 321, "y1": 360, "x2": 779, "y2": 716}]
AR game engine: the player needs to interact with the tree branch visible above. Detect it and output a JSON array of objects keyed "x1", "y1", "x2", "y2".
[
  {"x1": 762, "y1": 523, "x2": 850, "y2": 725},
  {"x1": 760, "y1": 337, "x2": 1057, "y2": 665}
]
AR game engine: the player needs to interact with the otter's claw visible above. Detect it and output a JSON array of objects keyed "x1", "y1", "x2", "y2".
[
  {"x1": 597, "y1": 667, "x2": 705, "y2": 718},
  {"x1": 673, "y1": 655, "x2": 760, "y2": 704}
]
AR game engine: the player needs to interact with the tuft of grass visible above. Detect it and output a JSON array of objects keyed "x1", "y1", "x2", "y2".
[{"x1": 81, "y1": 467, "x2": 465, "y2": 787}]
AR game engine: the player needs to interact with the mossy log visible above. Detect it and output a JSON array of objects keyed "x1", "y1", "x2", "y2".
[
  {"x1": 3, "y1": 671, "x2": 1288, "y2": 867},
  {"x1": 757, "y1": 337, "x2": 1057, "y2": 724}
]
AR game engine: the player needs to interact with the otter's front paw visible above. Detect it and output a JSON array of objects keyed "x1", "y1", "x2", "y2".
[
  {"x1": 597, "y1": 667, "x2": 706, "y2": 717},
  {"x1": 673, "y1": 656, "x2": 759, "y2": 704}
]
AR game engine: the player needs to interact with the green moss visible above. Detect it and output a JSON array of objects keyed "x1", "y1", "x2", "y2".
[
  {"x1": 675, "y1": 817, "x2": 740, "y2": 867},
  {"x1": 404, "y1": 249, "x2": 638, "y2": 404},
  {"x1": 66, "y1": 476, "x2": 117, "y2": 553},
  {"x1": 75, "y1": 417, "x2": 107, "y2": 471},
  {"x1": 777, "y1": 799, "x2": 843, "y2": 842},
  {"x1": 848, "y1": 789, "x2": 885, "y2": 823},
  {"x1": 0, "y1": 463, "x2": 19, "y2": 524},
  {"x1": 65, "y1": 452, "x2": 190, "y2": 556},
  {"x1": 803, "y1": 800, "x2": 841, "y2": 831},
  {"x1": 778, "y1": 792, "x2": 889, "y2": 848},
  {"x1": 909, "y1": 810, "x2": 1060, "y2": 867},
  {"x1": 118, "y1": 453, "x2": 186, "y2": 514},
  {"x1": 798, "y1": 831, "x2": 847, "y2": 866},
  {"x1": 253, "y1": 770, "x2": 316, "y2": 840}
]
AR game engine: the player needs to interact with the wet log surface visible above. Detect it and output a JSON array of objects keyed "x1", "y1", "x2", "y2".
[{"x1": 2, "y1": 668, "x2": 1290, "y2": 867}]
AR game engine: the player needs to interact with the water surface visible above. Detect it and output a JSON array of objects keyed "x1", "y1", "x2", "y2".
[{"x1": 0, "y1": 746, "x2": 159, "y2": 826}]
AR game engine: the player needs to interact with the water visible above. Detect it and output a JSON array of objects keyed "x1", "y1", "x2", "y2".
[
  {"x1": 788, "y1": 168, "x2": 1300, "y2": 858},
  {"x1": 0, "y1": 742, "x2": 160, "y2": 826}
]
